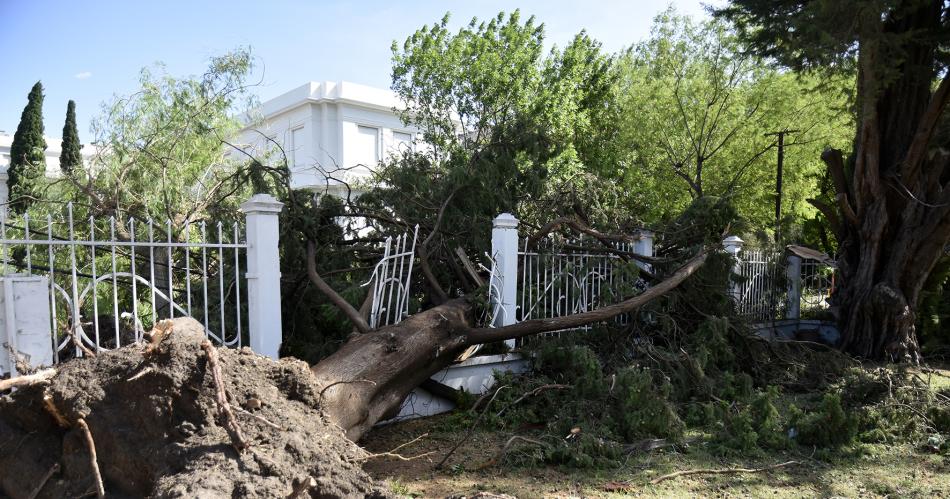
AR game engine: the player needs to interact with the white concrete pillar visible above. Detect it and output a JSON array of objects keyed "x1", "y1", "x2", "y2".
[
  {"x1": 723, "y1": 236, "x2": 744, "y2": 302},
  {"x1": 491, "y1": 213, "x2": 519, "y2": 347},
  {"x1": 0, "y1": 171, "x2": 8, "y2": 221},
  {"x1": 786, "y1": 254, "x2": 802, "y2": 320},
  {"x1": 634, "y1": 230, "x2": 654, "y2": 272},
  {"x1": 240, "y1": 194, "x2": 284, "y2": 359}
]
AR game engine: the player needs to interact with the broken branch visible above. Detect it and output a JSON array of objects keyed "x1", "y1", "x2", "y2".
[
  {"x1": 307, "y1": 241, "x2": 372, "y2": 334},
  {"x1": 466, "y1": 249, "x2": 708, "y2": 344}
]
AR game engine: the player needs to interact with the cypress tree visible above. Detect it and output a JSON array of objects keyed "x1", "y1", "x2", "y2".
[
  {"x1": 8, "y1": 81, "x2": 47, "y2": 213},
  {"x1": 60, "y1": 100, "x2": 81, "y2": 175}
]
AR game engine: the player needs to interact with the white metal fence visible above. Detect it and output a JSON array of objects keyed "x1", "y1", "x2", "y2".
[
  {"x1": 367, "y1": 226, "x2": 419, "y2": 329},
  {"x1": 487, "y1": 213, "x2": 654, "y2": 345},
  {"x1": 0, "y1": 204, "x2": 246, "y2": 362},
  {"x1": 517, "y1": 239, "x2": 646, "y2": 328},
  {"x1": 1, "y1": 193, "x2": 284, "y2": 377},
  {"x1": 734, "y1": 249, "x2": 786, "y2": 322},
  {"x1": 729, "y1": 243, "x2": 836, "y2": 322}
]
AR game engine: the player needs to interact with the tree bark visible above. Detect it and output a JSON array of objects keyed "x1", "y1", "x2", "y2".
[
  {"x1": 830, "y1": 0, "x2": 950, "y2": 361},
  {"x1": 310, "y1": 250, "x2": 707, "y2": 440}
]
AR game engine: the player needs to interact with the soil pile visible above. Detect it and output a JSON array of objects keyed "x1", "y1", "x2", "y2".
[{"x1": 0, "y1": 318, "x2": 388, "y2": 498}]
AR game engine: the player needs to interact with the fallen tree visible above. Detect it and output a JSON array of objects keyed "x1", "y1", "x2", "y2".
[{"x1": 0, "y1": 244, "x2": 707, "y2": 497}]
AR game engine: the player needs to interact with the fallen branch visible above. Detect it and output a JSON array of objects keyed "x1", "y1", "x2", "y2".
[
  {"x1": 0, "y1": 368, "x2": 56, "y2": 392},
  {"x1": 466, "y1": 249, "x2": 708, "y2": 344},
  {"x1": 437, "y1": 385, "x2": 509, "y2": 469},
  {"x1": 307, "y1": 241, "x2": 372, "y2": 334},
  {"x1": 650, "y1": 460, "x2": 798, "y2": 485},
  {"x1": 201, "y1": 340, "x2": 249, "y2": 453},
  {"x1": 76, "y1": 418, "x2": 105, "y2": 498},
  {"x1": 478, "y1": 435, "x2": 546, "y2": 469},
  {"x1": 496, "y1": 384, "x2": 572, "y2": 417},
  {"x1": 357, "y1": 432, "x2": 432, "y2": 462},
  {"x1": 27, "y1": 462, "x2": 60, "y2": 499}
]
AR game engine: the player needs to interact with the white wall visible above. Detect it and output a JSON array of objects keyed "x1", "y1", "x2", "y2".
[{"x1": 235, "y1": 81, "x2": 418, "y2": 196}]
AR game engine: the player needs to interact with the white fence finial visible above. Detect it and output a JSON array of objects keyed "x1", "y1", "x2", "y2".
[{"x1": 241, "y1": 193, "x2": 284, "y2": 359}]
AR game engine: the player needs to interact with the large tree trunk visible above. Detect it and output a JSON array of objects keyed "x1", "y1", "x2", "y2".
[
  {"x1": 310, "y1": 250, "x2": 708, "y2": 440},
  {"x1": 828, "y1": 0, "x2": 950, "y2": 361}
]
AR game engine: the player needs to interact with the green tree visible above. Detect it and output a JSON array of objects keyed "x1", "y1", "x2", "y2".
[
  {"x1": 617, "y1": 9, "x2": 853, "y2": 234},
  {"x1": 717, "y1": 0, "x2": 950, "y2": 361},
  {"x1": 8, "y1": 81, "x2": 47, "y2": 213},
  {"x1": 364, "y1": 11, "x2": 628, "y2": 303},
  {"x1": 59, "y1": 100, "x2": 82, "y2": 175}
]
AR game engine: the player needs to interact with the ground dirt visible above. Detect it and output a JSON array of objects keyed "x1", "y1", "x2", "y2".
[
  {"x1": 0, "y1": 318, "x2": 389, "y2": 499},
  {"x1": 362, "y1": 406, "x2": 950, "y2": 498}
]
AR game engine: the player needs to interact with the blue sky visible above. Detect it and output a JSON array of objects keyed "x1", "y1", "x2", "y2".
[{"x1": 0, "y1": 0, "x2": 713, "y2": 144}]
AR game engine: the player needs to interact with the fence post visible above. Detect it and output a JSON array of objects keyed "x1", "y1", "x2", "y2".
[
  {"x1": 491, "y1": 213, "x2": 519, "y2": 348},
  {"x1": 786, "y1": 253, "x2": 802, "y2": 320},
  {"x1": 634, "y1": 230, "x2": 654, "y2": 272},
  {"x1": 722, "y1": 236, "x2": 744, "y2": 302},
  {"x1": 0, "y1": 170, "x2": 8, "y2": 221},
  {"x1": 241, "y1": 194, "x2": 284, "y2": 359}
]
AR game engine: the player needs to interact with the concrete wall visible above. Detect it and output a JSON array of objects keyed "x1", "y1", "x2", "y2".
[{"x1": 384, "y1": 354, "x2": 530, "y2": 423}]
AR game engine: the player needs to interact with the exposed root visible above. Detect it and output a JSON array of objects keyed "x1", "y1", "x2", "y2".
[
  {"x1": 200, "y1": 340, "x2": 249, "y2": 453},
  {"x1": 76, "y1": 418, "x2": 105, "y2": 498},
  {"x1": 0, "y1": 368, "x2": 56, "y2": 392}
]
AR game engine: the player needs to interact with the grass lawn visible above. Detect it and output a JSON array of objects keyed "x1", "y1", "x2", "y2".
[{"x1": 361, "y1": 367, "x2": 950, "y2": 498}]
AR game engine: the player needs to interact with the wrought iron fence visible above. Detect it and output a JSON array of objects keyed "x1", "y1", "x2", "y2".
[
  {"x1": 734, "y1": 249, "x2": 786, "y2": 322},
  {"x1": 0, "y1": 204, "x2": 247, "y2": 362},
  {"x1": 515, "y1": 239, "x2": 646, "y2": 343},
  {"x1": 366, "y1": 226, "x2": 419, "y2": 329},
  {"x1": 800, "y1": 258, "x2": 836, "y2": 318}
]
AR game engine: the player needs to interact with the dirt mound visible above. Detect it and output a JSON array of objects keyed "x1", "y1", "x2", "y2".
[{"x1": 0, "y1": 318, "x2": 389, "y2": 498}]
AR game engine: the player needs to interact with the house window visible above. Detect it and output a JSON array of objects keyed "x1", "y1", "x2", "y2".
[
  {"x1": 355, "y1": 125, "x2": 380, "y2": 166},
  {"x1": 290, "y1": 126, "x2": 305, "y2": 169},
  {"x1": 392, "y1": 131, "x2": 413, "y2": 154}
]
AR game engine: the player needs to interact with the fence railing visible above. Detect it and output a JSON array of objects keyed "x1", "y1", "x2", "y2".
[
  {"x1": 367, "y1": 226, "x2": 419, "y2": 329},
  {"x1": 0, "y1": 205, "x2": 247, "y2": 363},
  {"x1": 488, "y1": 213, "x2": 654, "y2": 345},
  {"x1": 1, "y1": 193, "x2": 284, "y2": 377},
  {"x1": 725, "y1": 237, "x2": 836, "y2": 322}
]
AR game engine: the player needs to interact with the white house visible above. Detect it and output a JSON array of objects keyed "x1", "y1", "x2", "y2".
[
  {"x1": 0, "y1": 132, "x2": 98, "y2": 177},
  {"x1": 0, "y1": 132, "x2": 98, "y2": 216},
  {"x1": 235, "y1": 81, "x2": 419, "y2": 197}
]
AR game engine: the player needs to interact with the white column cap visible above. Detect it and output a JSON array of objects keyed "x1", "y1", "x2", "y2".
[
  {"x1": 240, "y1": 193, "x2": 284, "y2": 214},
  {"x1": 493, "y1": 213, "x2": 519, "y2": 229}
]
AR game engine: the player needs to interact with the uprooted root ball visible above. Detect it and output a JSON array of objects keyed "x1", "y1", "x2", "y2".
[{"x1": 0, "y1": 317, "x2": 388, "y2": 498}]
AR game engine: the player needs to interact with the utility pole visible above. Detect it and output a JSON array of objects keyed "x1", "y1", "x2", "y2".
[{"x1": 764, "y1": 129, "x2": 799, "y2": 243}]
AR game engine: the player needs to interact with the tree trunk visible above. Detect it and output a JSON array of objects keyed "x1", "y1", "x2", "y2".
[
  {"x1": 829, "y1": 0, "x2": 950, "y2": 361},
  {"x1": 311, "y1": 250, "x2": 708, "y2": 440}
]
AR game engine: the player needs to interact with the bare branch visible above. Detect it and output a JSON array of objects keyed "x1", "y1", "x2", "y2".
[{"x1": 306, "y1": 241, "x2": 372, "y2": 334}]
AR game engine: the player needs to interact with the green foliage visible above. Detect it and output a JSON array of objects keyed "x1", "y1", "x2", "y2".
[
  {"x1": 617, "y1": 8, "x2": 854, "y2": 231},
  {"x1": 59, "y1": 100, "x2": 82, "y2": 175},
  {"x1": 789, "y1": 392, "x2": 859, "y2": 448},
  {"x1": 9, "y1": 81, "x2": 47, "y2": 214},
  {"x1": 370, "y1": 11, "x2": 632, "y2": 301}
]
